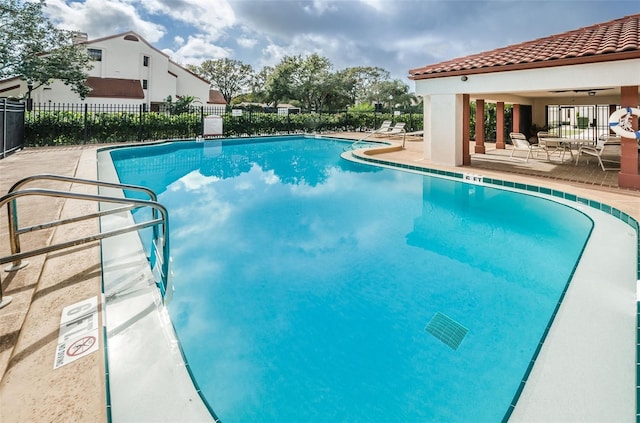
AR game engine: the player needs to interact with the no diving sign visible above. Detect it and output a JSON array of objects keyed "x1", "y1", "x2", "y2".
[{"x1": 54, "y1": 297, "x2": 100, "y2": 369}]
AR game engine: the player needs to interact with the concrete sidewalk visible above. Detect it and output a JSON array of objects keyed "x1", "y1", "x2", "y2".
[{"x1": 0, "y1": 146, "x2": 106, "y2": 423}]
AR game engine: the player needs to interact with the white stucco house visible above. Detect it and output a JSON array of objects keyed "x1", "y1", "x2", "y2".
[
  {"x1": 0, "y1": 31, "x2": 227, "y2": 112},
  {"x1": 409, "y1": 13, "x2": 640, "y2": 189}
]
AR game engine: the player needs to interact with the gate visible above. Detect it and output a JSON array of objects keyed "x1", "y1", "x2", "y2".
[{"x1": 1, "y1": 98, "x2": 25, "y2": 158}]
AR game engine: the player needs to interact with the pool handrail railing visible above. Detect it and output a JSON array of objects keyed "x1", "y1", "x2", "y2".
[{"x1": 0, "y1": 175, "x2": 170, "y2": 309}]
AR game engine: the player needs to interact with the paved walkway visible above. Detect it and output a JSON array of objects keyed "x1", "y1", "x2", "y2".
[{"x1": 1, "y1": 137, "x2": 639, "y2": 422}]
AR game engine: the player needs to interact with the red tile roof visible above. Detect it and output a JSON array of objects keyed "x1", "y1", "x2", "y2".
[
  {"x1": 86, "y1": 77, "x2": 144, "y2": 99},
  {"x1": 409, "y1": 13, "x2": 640, "y2": 80},
  {"x1": 208, "y1": 89, "x2": 227, "y2": 105}
]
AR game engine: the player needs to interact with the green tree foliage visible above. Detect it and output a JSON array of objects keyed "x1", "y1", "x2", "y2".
[
  {"x1": 188, "y1": 58, "x2": 253, "y2": 104},
  {"x1": 340, "y1": 66, "x2": 390, "y2": 105},
  {"x1": 164, "y1": 95, "x2": 195, "y2": 115},
  {"x1": 0, "y1": 0, "x2": 92, "y2": 98}
]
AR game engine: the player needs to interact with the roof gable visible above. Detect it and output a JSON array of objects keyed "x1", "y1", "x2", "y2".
[
  {"x1": 409, "y1": 13, "x2": 640, "y2": 80},
  {"x1": 81, "y1": 31, "x2": 211, "y2": 85}
]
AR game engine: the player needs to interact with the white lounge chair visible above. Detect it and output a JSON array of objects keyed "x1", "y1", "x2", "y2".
[
  {"x1": 509, "y1": 132, "x2": 544, "y2": 162},
  {"x1": 575, "y1": 134, "x2": 621, "y2": 170},
  {"x1": 371, "y1": 120, "x2": 393, "y2": 134},
  {"x1": 381, "y1": 122, "x2": 406, "y2": 137}
]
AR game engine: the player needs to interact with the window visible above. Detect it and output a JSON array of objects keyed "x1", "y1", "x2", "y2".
[
  {"x1": 87, "y1": 48, "x2": 102, "y2": 61},
  {"x1": 142, "y1": 79, "x2": 148, "y2": 90},
  {"x1": 143, "y1": 55, "x2": 150, "y2": 67}
]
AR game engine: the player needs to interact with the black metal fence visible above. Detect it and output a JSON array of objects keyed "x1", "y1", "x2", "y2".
[
  {"x1": 24, "y1": 102, "x2": 423, "y2": 146},
  {"x1": 1, "y1": 99, "x2": 25, "y2": 158}
]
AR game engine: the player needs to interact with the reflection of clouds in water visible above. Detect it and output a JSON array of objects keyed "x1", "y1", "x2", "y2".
[{"x1": 168, "y1": 170, "x2": 220, "y2": 191}]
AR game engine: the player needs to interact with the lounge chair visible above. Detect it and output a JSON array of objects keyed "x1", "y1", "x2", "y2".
[
  {"x1": 509, "y1": 132, "x2": 544, "y2": 162},
  {"x1": 575, "y1": 134, "x2": 621, "y2": 170},
  {"x1": 381, "y1": 122, "x2": 406, "y2": 137},
  {"x1": 371, "y1": 120, "x2": 393, "y2": 134}
]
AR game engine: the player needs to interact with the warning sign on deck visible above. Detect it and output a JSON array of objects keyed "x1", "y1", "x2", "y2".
[{"x1": 54, "y1": 297, "x2": 99, "y2": 369}]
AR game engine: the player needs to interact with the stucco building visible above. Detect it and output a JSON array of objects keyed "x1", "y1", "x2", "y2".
[
  {"x1": 0, "y1": 31, "x2": 226, "y2": 112},
  {"x1": 410, "y1": 13, "x2": 640, "y2": 189}
]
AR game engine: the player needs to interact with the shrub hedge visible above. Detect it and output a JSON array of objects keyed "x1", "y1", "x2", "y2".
[{"x1": 25, "y1": 109, "x2": 423, "y2": 146}]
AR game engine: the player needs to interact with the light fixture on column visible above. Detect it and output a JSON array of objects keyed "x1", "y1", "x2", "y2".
[{"x1": 461, "y1": 76, "x2": 468, "y2": 81}]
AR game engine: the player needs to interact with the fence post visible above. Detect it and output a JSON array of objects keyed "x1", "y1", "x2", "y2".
[
  {"x1": 200, "y1": 106, "x2": 204, "y2": 137},
  {"x1": 1, "y1": 98, "x2": 6, "y2": 158},
  {"x1": 287, "y1": 112, "x2": 291, "y2": 134},
  {"x1": 83, "y1": 103, "x2": 88, "y2": 144},
  {"x1": 138, "y1": 104, "x2": 143, "y2": 142}
]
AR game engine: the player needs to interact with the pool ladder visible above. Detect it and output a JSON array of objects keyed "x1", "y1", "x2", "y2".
[{"x1": 0, "y1": 174, "x2": 170, "y2": 309}]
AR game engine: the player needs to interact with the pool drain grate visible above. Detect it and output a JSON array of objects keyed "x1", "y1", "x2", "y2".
[{"x1": 425, "y1": 312, "x2": 468, "y2": 350}]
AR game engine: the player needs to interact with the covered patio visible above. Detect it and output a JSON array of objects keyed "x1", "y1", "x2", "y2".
[{"x1": 409, "y1": 13, "x2": 640, "y2": 189}]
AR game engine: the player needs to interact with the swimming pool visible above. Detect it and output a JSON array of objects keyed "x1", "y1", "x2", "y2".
[{"x1": 109, "y1": 136, "x2": 593, "y2": 421}]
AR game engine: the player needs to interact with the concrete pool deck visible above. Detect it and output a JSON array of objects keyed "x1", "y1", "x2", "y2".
[{"x1": 0, "y1": 136, "x2": 639, "y2": 421}]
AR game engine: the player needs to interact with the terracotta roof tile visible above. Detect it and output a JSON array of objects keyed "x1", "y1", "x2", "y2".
[
  {"x1": 86, "y1": 77, "x2": 144, "y2": 98},
  {"x1": 409, "y1": 13, "x2": 640, "y2": 80},
  {"x1": 208, "y1": 89, "x2": 226, "y2": 105}
]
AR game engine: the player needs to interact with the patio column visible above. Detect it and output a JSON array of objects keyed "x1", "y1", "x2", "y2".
[
  {"x1": 618, "y1": 85, "x2": 640, "y2": 189},
  {"x1": 496, "y1": 102, "x2": 505, "y2": 149},
  {"x1": 463, "y1": 94, "x2": 470, "y2": 165},
  {"x1": 512, "y1": 104, "x2": 520, "y2": 133},
  {"x1": 475, "y1": 99, "x2": 485, "y2": 154}
]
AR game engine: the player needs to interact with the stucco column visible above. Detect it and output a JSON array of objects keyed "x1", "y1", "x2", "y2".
[
  {"x1": 512, "y1": 104, "x2": 520, "y2": 133},
  {"x1": 463, "y1": 94, "x2": 470, "y2": 165},
  {"x1": 474, "y1": 99, "x2": 485, "y2": 154},
  {"x1": 618, "y1": 85, "x2": 640, "y2": 189},
  {"x1": 496, "y1": 101, "x2": 505, "y2": 149},
  {"x1": 423, "y1": 94, "x2": 464, "y2": 166}
]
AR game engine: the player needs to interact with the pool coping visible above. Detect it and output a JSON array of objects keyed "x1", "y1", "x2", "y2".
[
  {"x1": 98, "y1": 137, "x2": 638, "y2": 421},
  {"x1": 97, "y1": 148, "x2": 218, "y2": 422}
]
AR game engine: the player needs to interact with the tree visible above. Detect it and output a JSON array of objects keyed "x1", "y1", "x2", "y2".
[
  {"x1": 341, "y1": 66, "x2": 390, "y2": 105},
  {"x1": 0, "y1": 0, "x2": 92, "y2": 98},
  {"x1": 249, "y1": 65, "x2": 273, "y2": 104},
  {"x1": 188, "y1": 58, "x2": 254, "y2": 104},
  {"x1": 263, "y1": 58, "x2": 297, "y2": 108},
  {"x1": 164, "y1": 95, "x2": 194, "y2": 115}
]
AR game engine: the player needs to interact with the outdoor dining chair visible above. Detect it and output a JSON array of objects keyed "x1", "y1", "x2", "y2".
[
  {"x1": 575, "y1": 134, "x2": 621, "y2": 171},
  {"x1": 509, "y1": 132, "x2": 544, "y2": 162}
]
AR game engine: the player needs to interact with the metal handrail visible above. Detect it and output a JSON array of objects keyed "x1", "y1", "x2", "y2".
[
  {"x1": 0, "y1": 187, "x2": 169, "y2": 310},
  {"x1": 8, "y1": 174, "x2": 157, "y2": 200},
  {"x1": 5, "y1": 174, "x2": 159, "y2": 271}
]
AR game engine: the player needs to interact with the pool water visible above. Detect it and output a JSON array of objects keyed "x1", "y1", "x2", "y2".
[{"x1": 109, "y1": 136, "x2": 593, "y2": 422}]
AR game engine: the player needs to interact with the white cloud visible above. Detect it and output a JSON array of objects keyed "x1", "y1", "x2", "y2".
[
  {"x1": 237, "y1": 37, "x2": 257, "y2": 49},
  {"x1": 174, "y1": 36, "x2": 185, "y2": 47},
  {"x1": 139, "y1": 0, "x2": 236, "y2": 41},
  {"x1": 165, "y1": 35, "x2": 232, "y2": 66},
  {"x1": 357, "y1": 0, "x2": 385, "y2": 12},
  {"x1": 44, "y1": 0, "x2": 166, "y2": 42},
  {"x1": 303, "y1": 0, "x2": 338, "y2": 15}
]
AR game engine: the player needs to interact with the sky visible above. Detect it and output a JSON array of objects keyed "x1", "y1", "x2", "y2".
[{"x1": 42, "y1": 0, "x2": 640, "y2": 91}]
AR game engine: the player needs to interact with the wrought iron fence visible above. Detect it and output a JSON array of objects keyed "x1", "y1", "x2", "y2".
[
  {"x1": 24, "y1": 102, "x2": 423, "y2": 146},
  {"x1": 1, "y1": 99, "x2": 25, "y2": 158}
]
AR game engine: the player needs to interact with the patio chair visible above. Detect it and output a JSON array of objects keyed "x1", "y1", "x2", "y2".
[
  {"x1": 575, "y1": 134, "x2": 621, "y2": 171},
  {"x1": 381, "y1": 122, "x2": 406, "y2": 137},
  {"x1": 537, "y1": 131, "x2": 573, "y2": 162},
  {"x1": 371, "y1": 120, "x2": 393, "y2": 134},
  {"x1": 509, "y1": 132, "x2": 544, "y2": 162}
]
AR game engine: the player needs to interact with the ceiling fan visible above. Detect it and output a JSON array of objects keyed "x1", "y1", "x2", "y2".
[{"x1": 548, "y1": 88, "x2": 610, "y2": 94}]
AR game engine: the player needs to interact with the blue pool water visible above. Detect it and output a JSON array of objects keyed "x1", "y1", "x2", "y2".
[{"x1": 109, "y1": 136, "x2": 593, "y2": 422}]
